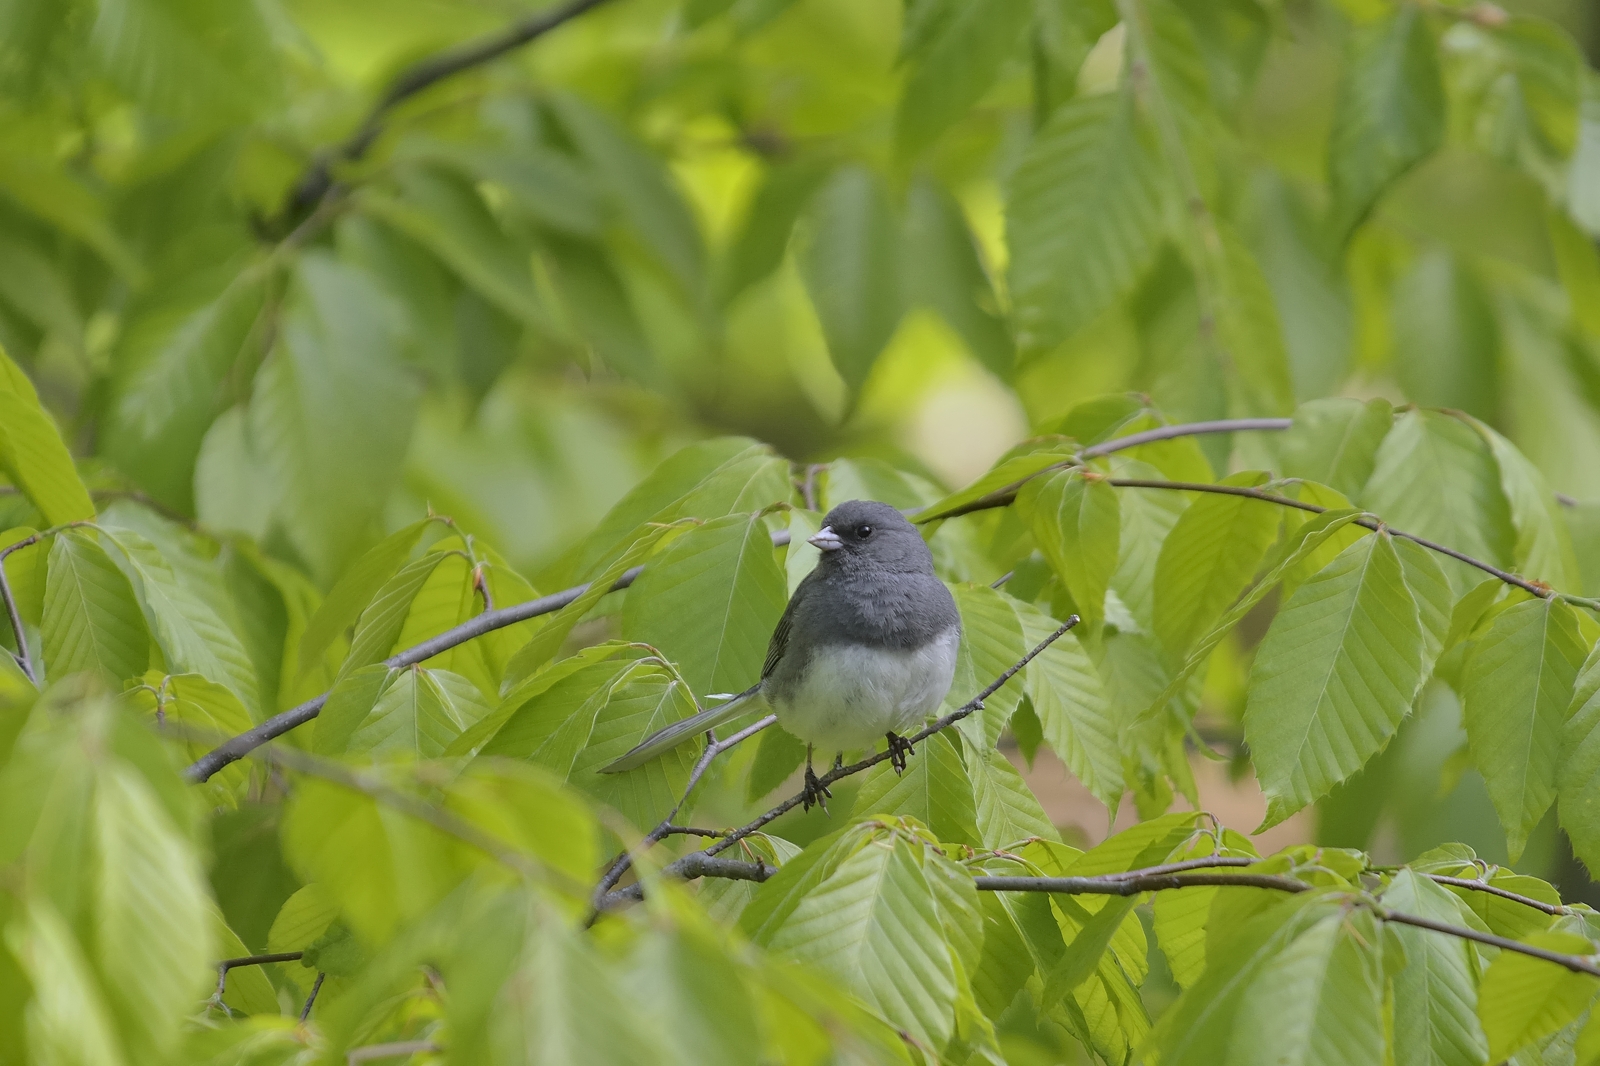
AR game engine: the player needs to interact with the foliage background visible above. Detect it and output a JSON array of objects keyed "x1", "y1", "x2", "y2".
[{"x1": 4, "y1": 0, "x2": 1600, "y2": 1061}]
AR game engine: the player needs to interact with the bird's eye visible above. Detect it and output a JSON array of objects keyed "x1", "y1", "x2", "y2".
[{"x1": 857, "y1": 524, "x2": 873, "y2": 538}]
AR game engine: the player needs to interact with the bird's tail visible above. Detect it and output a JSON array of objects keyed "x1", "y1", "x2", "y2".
[{"x1": 598, "y1": 683, "x2": 763, "y2": 773}]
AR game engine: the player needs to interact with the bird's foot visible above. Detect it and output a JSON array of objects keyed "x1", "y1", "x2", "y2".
[
  {"x1": 887, "y1": 732, "x2": 916, "y2": 774},
  {"x1": 802, "y1": 763, "x2": 833, "y2": 814}
]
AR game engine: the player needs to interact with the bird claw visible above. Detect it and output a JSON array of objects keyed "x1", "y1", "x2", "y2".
[
  {"x1": 802, "y1": 763, "x2": 833, "y2": 814},
  {"x1": 887, "y1": 732, "x2": 916, "y2": 774}
]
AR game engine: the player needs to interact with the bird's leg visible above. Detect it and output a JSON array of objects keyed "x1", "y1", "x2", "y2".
[
  {"x1": 802, "y1": 745, "x2": 832, "y2": 814},
  {"x1": 886, "y1": 732, "x2": 916, "y2": 774}
]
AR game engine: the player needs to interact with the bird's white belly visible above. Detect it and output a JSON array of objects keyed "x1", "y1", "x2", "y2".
[{"x1": 773, "y1": 626, "x2": 960, "y2": 754}]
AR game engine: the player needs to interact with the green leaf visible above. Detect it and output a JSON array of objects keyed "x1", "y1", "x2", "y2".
[
  {"x1": 1391, "y1": 250, "x2": 1498, "y2": 420},
  {"x1": 1279, "y1": 398, "x2": 1393, "y2": 500},
  {"x1": 343, "y1": 553, "x2": 449, "y2": 673},
  {"x1": 1245, "y1": 531, "x2": 1426, "y2": 829},
  {"x1": 800, "y1": 165, "x2": 903, "y2": 395},
  {"x1": 507, "y1": 524, "x2": 676, "y2": 690},
  {"x1": 1226, "y1": 908, "x2": 1386, "y2": 1065},
  {"x1": 93, "y1": 762, "x2": 214, "y2": 1059},
  {"x1": 718, "y1": 159, "x2": 830, "y2": 306},
  {"x1": 901, "y1": 175, "x2": 1014, "y2": 378},
  {"x1": 1463, "y1": 596, "x2": 1587, "y2": 860},
  {"x1": 1017, "y1": 469, "x2": 1119, "y2": 627},
  {"x1": 948, "y1": 583, "x2": 1028, "y2": 745},
  {"x1": 247, "y1": 254, "x2": 417, "y2": 584},
  {"x1": 1359, "y1": 409, "x2": 1516, "y2": 594},
  {"x1": 1041, "y1": 895, "x2": 1138, "y2": 1009},
  {"x1": 756, "y1": 829, "x2": 970, "y2": 1049},
  {"x1": 298, "y1": 518, "x2": 439, "y2": 678},
  {"x1": 966, "y1": 744, "x2": 1059, "y2": 846},
  {"x1": 548, "y1": 92, "x2": 706, "y2": 295},
  {"x1": 313, "y1": 664, "x2": 396, "y2": 756},
  {"x1": 1153, "y1": 471, "x2": 1282, "y2": 656},
  {"x1": 1475, "y1": 418, "x2": 1580, "y2": 590},
  {"x1": 6, "y1": 899, "x2": 127, "y2": 1066},
  {"x1": 1561, "y1": 641, "x2": 1600, "y2": 871},
  {"x1": 915, "y1": 443, "x2": 1076, "y2": 523},
  {"x1": 1478, "y1": 931, "x2": 1600, "y2": 1061},
  {"x1": 279, "y1": 776, "x2": 460, "y2": 946},
  {"x1": 1213, "y1": 227, "x2": 1297, "y2": 418},
  {"x1": 90, "y1": 0, "x2": 280, "y2": 119},
  {"x1": 1015, "y1": 599, "x2": 1122, "y2": 812},
  {"x1": 40, "y1": 530, "x2": 149, "y2": 688},
  {"x1": 103, "y1": 272, "x2": 266, "y2": 512},
  {"x1": 621, "y1": 513, "x2": 787, "y2": 697},
  {"x1": 1328, "y1": 5, "x2": 1445, "y2": 237},
  {"x1": 1383, "y1": 869, "x2": 1491, "y2": 1066},
  {"x1": 362, "y1": 167, "x2": 552, "y2": 332},
  {"x1": 545, "y1": 235, "x2": 655, "y2": 381},
  {"x1": 100, "y1": 527, "x2": 259, "y2": 714},
  {"x1": 266, "y1": 883, "x2": 339, "y2": 955},
  {"x1": 849, "y1": 732, "x2": 981, "y2": 845},
  {"x1": 893, "y1": 0, "x2": 1032, "y2": 159},
  {"x1": 444, "y1": 760, "x2": 599, "y2": 885},
  {"x1": 1008, "y1": 87, "x2": 1167, "y2": 349},
  {"x1": 0, "y1": 345, "x2": 95, "y2": 524},
  {"x1": 1108, "y1": 458, "x2": 1192, "y2": 631},
  {"x1": 125, "y1": 672, "x2": 254, "y2": 792},
  {"x1": 346, "y1": 666, "x2": 490, "y2": 758}
]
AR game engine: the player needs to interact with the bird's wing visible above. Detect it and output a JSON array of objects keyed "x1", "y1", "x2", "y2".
[
  {"x1": 762, "y1": 567, "x2": 817, "y2": 680},
  {"x1": 597, "y1": 684, "x2": 762, "y2": 773}
]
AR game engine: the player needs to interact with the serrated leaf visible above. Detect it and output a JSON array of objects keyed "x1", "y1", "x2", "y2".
[
  {"x1": 567, "y1": 661, "x2": 704, "y2": 830},
  {"x1": 757, "y1": 831, "x2": 967, "y2": 1049},
  {"x1": 800, "y1": 165, "x2": 903, "y2": 395},
  {"x1": 849, "y1": 731, "x2": 981, "y2": 845},
  {"x1": 1227, "y1": 908, "x2": 1386, "y2": 1066},
  {"x1": 1245, "y1": 532, "x2": 1425, "y2": 829},
  {"x1": 1280, "y1": 399, "x2": 1392, "y2": 502},
  {"x1": 1478, "y1": 931, "x2": 1600, "y2": 1061},
  {"x1": 100, "y1": 527, "x2": 259, "y2": 714},
  {"x1": 1153, "y1": 471, "x2": 1281, "y2": 656},
  {"x1": 342, "y1": 553, "x2": 449, "y2": 673},
  {"x1": 893, "y1": 0, "x2": 1032, "y2": 159},
  {"x1": 1383, "y1": 869, "x2": 1491, "y2": 1066},
  {"x1": 1359, "y1": 409, "x2": 1515, "y2": 595},
  {"x1": 1561, "y1": 641, "x2": 1600, "y2": 872},
  {"x1": 1108, "y1": 458, "x2": 1191, "y2": 631},
  {"x1": 948, "y1": 583, "x2": 1028, "y2": 746},
  {"x1": 40, "y1": 530, "x2": 148, "y2": 688},
  {"x1": 1476, "y1": 418, "x2": 1580, "y2": 589},
  {"x1": 298, "y1": 518, "x2": 439, "y2": 678},
  {"x1": 347, "y1": 666, "x2": 489, "y2": 758},
  {"x1": 1008, "y1": 86, "x2": 1167, "y2": 349},
  {"x1": 1014, "y1": 599, "x2": 1121, "y2": 812},
  {"x1": 1465, "y1": 596, "x2": 1587, "y2": 860},
  {"x1": 622, "y1": 513, "x2": 786, "y2": 697},
  {"x1": 0, "y1": 345, "x2": 94, "y2": 525},
  {"x1": 967, "y1": 744, "x2": 1058, "y2": 846},
  {"x1": 1017, "y1": 468, "x2": 1119, "y2": 627},
  {"x1": 1328, "y1": 5, "x2": 1445, "y2": 237}
]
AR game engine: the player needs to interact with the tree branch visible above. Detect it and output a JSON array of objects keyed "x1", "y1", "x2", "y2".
[
  {"x1": 278, "y1": 0, "x2": 617, "y2": 226},
  {"x1": 0, "y1": 549, "x2": 34, "y2": 684}
]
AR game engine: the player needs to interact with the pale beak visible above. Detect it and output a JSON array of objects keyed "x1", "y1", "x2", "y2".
[{"x1": 808, "y1": 526, "x2": 843, "y2": 552}]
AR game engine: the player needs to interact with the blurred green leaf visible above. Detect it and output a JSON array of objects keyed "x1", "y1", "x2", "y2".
[
  {"x1": 800, "y1": 165, "x2": 903, "y2": 396},
  {"x1": 1008, "y1": 87, "x2": 1167, "y2": 350},
  {"x1": 1562, "y1": 641, "x2": 1600, "y2": 871},
  {"x1": 893, "y1": 0, "x2": 1031, "y2": 159},
  {"x1": 901, "y1": 175, "x2": 1014, "y2": 378},
  {"x1": 1391, "y1": 250, "x2": 1498, "y2": 420},
  {"x1": 0, "y1": 346, "x2": 94, "y2": 525},
  {"x1": 297, "y1": 517, "x2": 439, "y2": 679},
  {"x1": 1328, "y1": 5, "x2": 1445, "y2": 237},
  {"x1": 89, "y1": 0, "x2": 280, "y2": 119},
  {"x1": 1280, "y1": 397, "x2": 1393, "y2": 500},
  {"x1": 718, "y1": 159, "x2": 829, "y2": 307}
]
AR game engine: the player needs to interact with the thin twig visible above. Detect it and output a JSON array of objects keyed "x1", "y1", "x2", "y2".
[
  {"x1": 300, "y1": 972, "x2": 326, "y2": 1022},
  {"x1": 1424, "y1": 873, "x2": 1569, "y2": 916},
  {"x1": 279, "y1": 0, "x2": 617, "y2": 224},
  {"x1": 215, "y1": 952, "x2": 304, "y2": 1003},
  {"x1": 974, "y1": 872, "x2": 1311, "y2": 895},
  {"x1": 1375, "y1": 906, "x2": 1600, "y2": 977},
  {"x1": 593, "y1": 727, "x2": 724, "y2": 900},
  {"x1": 1105, "y1": 479, "x2": 1557, "y2": 601},
  {"x1": 0, "y1": 552, "x2": 34, "y2": 684}
]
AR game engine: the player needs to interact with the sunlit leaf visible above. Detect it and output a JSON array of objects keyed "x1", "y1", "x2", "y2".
[
  {"x1": 1017, "y1": 468, "x2": 1119, "y2": 627},
  {"x1": 40, "y1": 530, "x2": 149, "y2": 688},
  {"x1": 1478, "y1": 930, "x2": 1599, "y2": 1061},
  {"x1": 0, "y1": 346, "x2": 94, "y2": 525}
]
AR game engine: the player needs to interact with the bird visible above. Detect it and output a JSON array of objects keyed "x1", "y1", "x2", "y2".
[{"x1": 599, "y1": 499, "x2": 962, "y2": 810}]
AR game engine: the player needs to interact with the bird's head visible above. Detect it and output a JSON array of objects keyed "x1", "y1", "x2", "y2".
[{"x1": 808, "y1": 500, "x2": 933, "y2": 573}]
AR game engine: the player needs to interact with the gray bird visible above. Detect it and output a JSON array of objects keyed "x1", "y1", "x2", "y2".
[{"x1": 599, "y1": 499, "x2": 961, "y2": 809}]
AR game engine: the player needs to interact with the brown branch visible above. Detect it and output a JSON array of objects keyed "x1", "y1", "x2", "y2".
[
  {"x1": 278, "y1": 0, "x2": 617, "y2": 226},
  {"x1": 1425, "y1": 873, "x2": 1570, "y2": 917},
  {"x1": 214, "y1": 951, "x2": 304, "y2": 1004},
  {"x1": 300, "y1": 972, "x2": 326, "y2": 1022},
  {"x1": 1375, "y1": 906, "x2": 1600, "y2": 978}
]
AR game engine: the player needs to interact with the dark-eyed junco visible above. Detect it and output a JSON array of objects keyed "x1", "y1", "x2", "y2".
[{"x1": 600, "y1": 500, "x2": 961, "y2": 809}]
